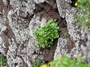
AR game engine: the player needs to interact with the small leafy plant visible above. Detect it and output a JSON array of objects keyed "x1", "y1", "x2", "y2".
[
  {"x1": 75, "y1": 0, "x2": 90, "y2": 30},
  {"x1": 34, "y1": 19, "x2": 60, "y2": 48},
  {"x1": 0, "y1": 54, "x2": 7, "y2": 66},
  {"x1": 64, "y1": 32, "x2": 69, "y2": 37},
  {"x1": 49, "y1": 55, "x2": 90, "y2": 67},
  {"x1": 33, "y1": 59, "x2": 43, "y2": 67}
]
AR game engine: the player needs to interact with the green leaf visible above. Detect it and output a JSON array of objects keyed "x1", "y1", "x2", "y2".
[
  {"x1": 76, "y1": 22, "x2": 81, "y2": 26},
  {"x1": 78, "y1": 0, "x2": 87, "y2": 5},
  {"x1": 82, "y1": 25, "x2": 86, "y2": 31},
  {"x1": 0, "y1": 54, "x2": 6, "y2": 66}
]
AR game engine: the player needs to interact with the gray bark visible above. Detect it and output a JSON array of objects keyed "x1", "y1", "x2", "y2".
[{"x1": 0, "y1": 0, "x2": 90, "y2": 67}]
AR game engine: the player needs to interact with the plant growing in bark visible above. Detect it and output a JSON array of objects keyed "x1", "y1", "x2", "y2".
[
  {"x1": 34, "y1": 19, "x2": 60, "y2": 48},
  {"x1": 0, "y1": 54, "x2": 7, "y2": 66},
  {"x1": 49, "y1": 55, "x2": 90, "y2": 67},
  {"x1": 64, "y1": 32, "x2": 69, "y2": 37},
  {"x1": 33, "y1": 59, "x2": 43, "y2": 67},
  {"x1": 75, "y1": 0, "x2": 90, "y2": 30}
]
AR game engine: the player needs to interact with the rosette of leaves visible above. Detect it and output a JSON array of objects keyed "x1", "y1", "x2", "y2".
[
  {"x1": 0, "y1": 54, "x2": 7, "y2": 66},
  {"x1": 34, "y1": 19, "x2": 60, "y2": 48}
]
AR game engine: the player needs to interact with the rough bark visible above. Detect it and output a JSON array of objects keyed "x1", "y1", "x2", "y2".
[{"x1": 0, "y1": 0, "x2": 90, "y2": 67}]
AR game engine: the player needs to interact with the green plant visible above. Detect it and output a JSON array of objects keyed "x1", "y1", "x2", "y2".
[
  {"x1": 22, "y1": 6, "x2": 26, "y2": 9},
  {"x1": 0, "y1": 54, "x2": 7, "y2": 66},
  {"x1": 27, "y1": 35, "x2": 30, "y2": 39},
  {"x1": 33, "y1": 59, "x2": 43, "y2": 67},
  {"x1": 64, "y1": 32, "x2": 69, "y2": 37},
  {"x1": 49, "y1": 55, "x2": 90, "y2": 67},
  {"x1": 75, "y1": 0, "x2": 90, "y2": 30},
  {"x1": 34, "y1": 19, "x2": 60, "y2": 48}
]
